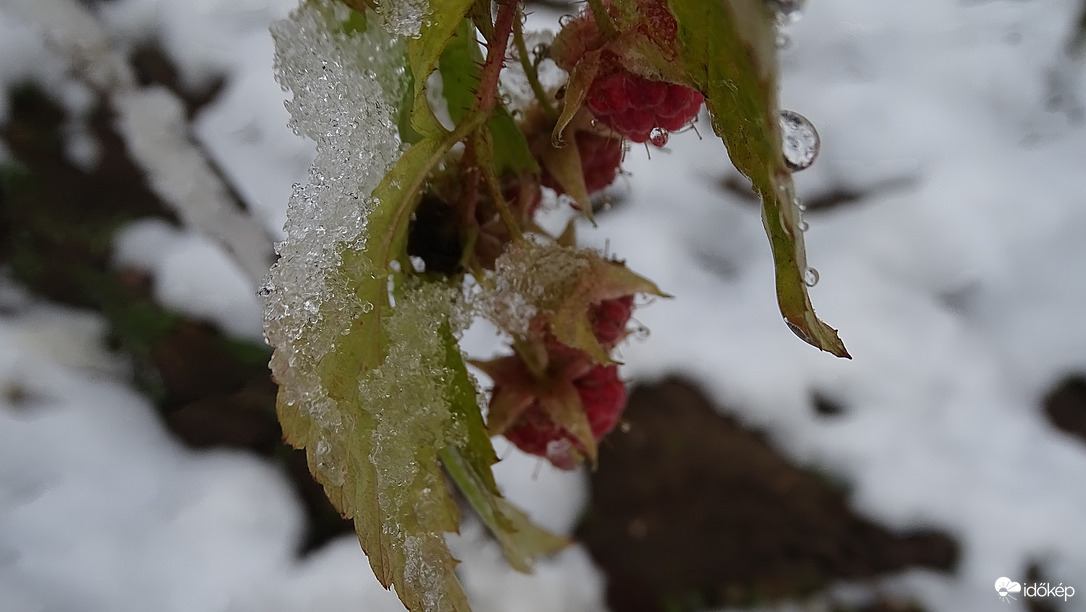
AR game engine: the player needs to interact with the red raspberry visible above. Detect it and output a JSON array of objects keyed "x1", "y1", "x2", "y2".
[
  {"x1": 541, "y1": 132, "x2": 624, "y2": 195},
  {"x1": 575, "y1": 363, "x2": 626, "y2": 439},
  {"x1": 500, "y1": 363, "x2": 627, "y2": 469},
  {"x1": 590, "y1": 295, "x2": 635, "y2": 347},
  {"x1": 586, "y1": 64, "x2": 703, "y2": 144},
  {"x1": 501, "y1": 404, "x2": 577, "y2": 468}
]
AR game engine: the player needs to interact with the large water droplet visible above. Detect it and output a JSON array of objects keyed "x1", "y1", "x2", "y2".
[
  {"x1": 649, "y1": 127, "x2": 669, "y2": 148},
  {"x1": 767, "y1": 0, "x2": 806, "y2": 26},
  {"x1": 779, "y1": 110, "x2": 820, "y2": 171},
  {"x1": 798, "y1": 218, "x2": 810, "y2": 232},
  {"x1": 804, "y1": 267, "x2": 820, "y2": 287}
]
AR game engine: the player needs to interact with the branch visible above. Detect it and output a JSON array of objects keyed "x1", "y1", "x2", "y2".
[{"x1": 5, "y1": 0, "x2": 275, "y2": 288}]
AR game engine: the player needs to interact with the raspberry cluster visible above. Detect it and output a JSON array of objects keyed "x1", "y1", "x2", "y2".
[
  {"x1": 490, "y1": 293, "x2": 637, "y2": 469},
  {"x1": 502, "y1": 363, "x2": 626, "y2": 470},
  {"x1": 586, "y1": 64, "x2": 703, "y2": 146}
]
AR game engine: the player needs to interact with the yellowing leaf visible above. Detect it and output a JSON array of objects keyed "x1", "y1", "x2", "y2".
[
  {"x1": 537, "y1": 131, "x2": 593, "y2": 219},
  {"x1": 549, "y1": 255, "x2": 667, "y2": 365},
  {"x1": 669, "y1": 0, "x2": 849, "y2": 358}
]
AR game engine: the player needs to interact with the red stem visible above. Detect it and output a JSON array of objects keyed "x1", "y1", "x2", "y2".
[{"x1": 473, "y1": 0, "x2": 518, "y2": 116}]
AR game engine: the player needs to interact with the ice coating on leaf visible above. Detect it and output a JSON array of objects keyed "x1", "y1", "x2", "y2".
[
  {"x1": 377, "y1": 0, "x2": 430, "y2": 38},
  {"x1": 264, "y1": 0, "x2": 407, "y2": 463},
  {"x1": 361, "y1": 282, "x2": 466, "y2": 494},
  {"x1": 264, "y1": 4, "x2": 563, "y2": 610},
  {"x1": 355, "y1": 281, "x2": 472, "y2": 609},
  {"x1": 483, "y1": 240, "x2": 590, "y2": 336}
]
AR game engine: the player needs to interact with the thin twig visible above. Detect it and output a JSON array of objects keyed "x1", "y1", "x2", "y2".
[{"x1": 513, "y1": 9, "x2": 558, "y2": 120}]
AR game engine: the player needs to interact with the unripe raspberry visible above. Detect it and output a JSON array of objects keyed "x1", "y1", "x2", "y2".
[
  {"x1": 590, "y1": 295, "x2": 635, "y2": 347},
  {"x1": 575, "y1": 363, "x2": 626, "y2": 439},
  {"x1": 499, "y1": 361, "x2": 628, "y2": 469}
]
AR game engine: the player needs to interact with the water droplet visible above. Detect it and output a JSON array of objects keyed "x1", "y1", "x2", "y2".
[
  {"x1": 804, "y1": 267, "x2": 820, "y2": 287},
  {"x1": 776, "y1": 31, "x2": 792, "y2": 49},
  {"x1": 795, "y1": 198, "x2": 807, "y2": 212},
  {"x1": 767, "y1": 0, "x2": 806, "y2": 26},
  {"x1": 649, "y1": 127, "x2": 669, "y2": 148},
  {"x1": 798, "y1": 219, "x2": 809, "y2": 232},
  {"x1": 779, "y1": 110, "x2": 820, "y2": 171}
]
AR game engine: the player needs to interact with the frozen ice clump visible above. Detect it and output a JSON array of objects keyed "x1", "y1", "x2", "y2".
[
  {"x1": 358, "y1": 282, "x2": 473, "y2": 607},
  {"x1": 376, "y1": 0, "x2": 431, "y2": 39},
  {"x1": 262, "y1": 0, "x2": 407, "y2": 477},
  {"x1": 361, "y1": 282, "x2": 463, "y2": 498},
  {"x1": 483, "y1": 240, "x2": 590, "y2": 336}
]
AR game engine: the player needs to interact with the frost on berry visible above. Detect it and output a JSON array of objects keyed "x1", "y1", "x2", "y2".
[{"x1": 483, "y1": 240, "x2": 591, "y2": 337}]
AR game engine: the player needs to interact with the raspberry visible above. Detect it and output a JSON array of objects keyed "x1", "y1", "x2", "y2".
[
  {"x1": 586, "y1": 63, "x2": 703, "y2": 144},
  {"x1": 541, "y1": 132, "x2": 624, "y2": 195},
  {"x1": 590, "y1": 295, "x2": 635, "y2": 347},
  {"x1": 499, "y1": 362, "x2": 627, "y2": 470},
  {"x1": 575, "y1": 363, "x2": 626, "y2": 439}
]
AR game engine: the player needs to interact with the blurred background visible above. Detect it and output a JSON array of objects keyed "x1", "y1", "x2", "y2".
[{"x1": 1, "y1": 0, "x2": 1085, "y2": 611}]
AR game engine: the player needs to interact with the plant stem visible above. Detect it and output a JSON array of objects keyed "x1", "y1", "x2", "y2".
[
  {"x1": 476, "y1": 132, "x2": 524, "y2": 241},
  {"x1": 473, "y1": 0, "x2": 518, "y2": 116},
  {"x1": 513, "y1": 10, "x2": 557, "y2": 120}
]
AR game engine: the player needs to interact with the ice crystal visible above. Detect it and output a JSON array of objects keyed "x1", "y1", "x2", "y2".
[
  {"x1": 483, "y1": 240, "x2": 590, "y2": 336},
  {"x1": 263, "y1": 0, "x2": 407, "y2": 495},
  {"x1": 376, "y1": 0, "x2": 431, "y2": 38}
]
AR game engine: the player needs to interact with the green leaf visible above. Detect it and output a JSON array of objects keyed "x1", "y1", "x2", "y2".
[
  {"x1": 440, "y1": 19, "x2": 539, "y2": 176},
  {"x1": 438, "y1": 326, "x2": 567, "y2": 572},
  {"x1": 280, "y1": 123, "x2": 483, "y2": 612},
  {"x1": 668, "y1": 0, "x2": 850, "y2": 358},
  {"x1": 406, "y1": 0, "x2": 476, "y2": 137},
  {"x1": 438, "y1": 18, "x2": 481, "y2": 124},
  {"x1": 487, "y1": 110, "x2": 539, "y2": 176}
]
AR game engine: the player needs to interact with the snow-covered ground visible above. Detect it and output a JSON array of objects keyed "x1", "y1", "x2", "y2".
[{"x1": 2, "y1": 0, "x2": 1086, "y2": 611}]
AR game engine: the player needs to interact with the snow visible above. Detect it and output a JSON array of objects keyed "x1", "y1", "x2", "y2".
[
  {"x1": 2, "y1": 0, "x2": 1086, "y2": 611},
  {"x1": 113, "y1": 219, "x2": 265, "y2": 342}
]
